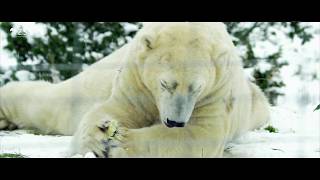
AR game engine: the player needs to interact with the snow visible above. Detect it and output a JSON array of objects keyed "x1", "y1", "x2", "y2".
[
  {"x1": 225, "y1": 107, "x2": 320, "y2": 158},
  {"x1": 121, "y1": 22, "x2": 139, "y2": 34},
  {"x1": 257, "y1": 60, "x2": 272, "y2": 73},
  {"x1": 0, "y1": 106, "x2": 318, "y2": 158},
  {"x1": 15, "y1": 70, "x2": 36, "y2": 81},
  {"x1": 0, "y1": 130, "x2": 72, "y2": 158}
]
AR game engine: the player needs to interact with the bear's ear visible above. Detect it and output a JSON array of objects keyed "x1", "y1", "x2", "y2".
[
  {"x1": 136, "y1": 34, "x2": 157, "y2": 64},
  {"x1": 140, "y1": 35, "x2": 155, "y2": 51}
]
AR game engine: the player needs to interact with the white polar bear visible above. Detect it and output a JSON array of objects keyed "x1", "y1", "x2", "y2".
[{"x1": 0, "y1": 22, "x2": 270, "y2": 157}]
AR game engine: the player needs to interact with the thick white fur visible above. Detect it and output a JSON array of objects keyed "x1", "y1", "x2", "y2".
[{"x1": 0, "y1": 22, "x2": 270, "y2": 157}]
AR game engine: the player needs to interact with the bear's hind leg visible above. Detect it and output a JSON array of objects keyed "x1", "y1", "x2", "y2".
[{"x1": 0, "y1": 84, "x2": 19, "y2": 131}]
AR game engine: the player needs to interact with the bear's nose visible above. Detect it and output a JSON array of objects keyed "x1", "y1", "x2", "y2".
[{"x1": 165, "y1": 119, "x2": 185, "y2": 128}]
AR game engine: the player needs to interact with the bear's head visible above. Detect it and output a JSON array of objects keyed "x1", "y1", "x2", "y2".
[{"x1": 132, "y1": 22, "x2": 236, "y2": 128}]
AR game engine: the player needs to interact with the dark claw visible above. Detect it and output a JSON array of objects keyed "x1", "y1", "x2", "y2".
[
  {"x1": 102, "y1": 140, "x2": 111, "y2": 157},
  {"x1": 93, "y1": 151, "x2": 100, "y2": 158},
  {"x1": 97, "y1": 122, "x2": 110, "y2": 132},
  {"x1": 102, "y1": 140, "x2": 110, "y2": 147},
  {"x1": 101, "y1": 139, "x2": 119, "y2": 158},
  {"x1": 93, "y1": 150, "x2": 109, "y2": 158},
  {"x1": 102, "y1": 150, "x2": 109, "y2": 158},
  {"x1": 111, "y1": 129, "x2": 118, "y2": 137},
  {"x1": 98, "y1": 126, "x2": 107, "y2": 132}
]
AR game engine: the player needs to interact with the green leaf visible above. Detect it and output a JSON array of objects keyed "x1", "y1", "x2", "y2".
[
  {"x1": 264, "y1": 125, "x2": 279, "y2": 133},
  {"x1": 314, "y1": 104, "x2": 320, "y2": 112}
]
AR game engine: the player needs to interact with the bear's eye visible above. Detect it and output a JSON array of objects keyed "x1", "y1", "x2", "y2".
[
  {"x1": 160, "y1": 80, "x2": 177, "y2": 93},
  {"x1": 189, "y1": 84, "x2": 202, "y2": 95},
  {"x1": 160, "y1": 80, "x2": 169, "y2": 90}
]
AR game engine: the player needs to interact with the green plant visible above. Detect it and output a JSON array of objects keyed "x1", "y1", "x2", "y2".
[
  {"x1": 0, "y1": 22, "x2": 314, "y2": 106},
  {"x1": 264, "y1": 125, "x2": 279, "y2": 133},
  {"x1": 0, "y1": 153, "x2": 27, "y2": 158}
]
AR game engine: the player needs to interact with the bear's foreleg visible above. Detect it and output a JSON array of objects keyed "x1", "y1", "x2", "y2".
[
  {"x1": 107, "y1": 123, "x2": 227, "y2": 158},
  {"x1": 70, "y1": 100, "x2": 229, "y2": 158}
]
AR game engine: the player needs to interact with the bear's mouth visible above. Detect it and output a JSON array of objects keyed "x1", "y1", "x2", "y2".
[{"x1": 164, "y1": 118, "x2": 185, "y2": 128}]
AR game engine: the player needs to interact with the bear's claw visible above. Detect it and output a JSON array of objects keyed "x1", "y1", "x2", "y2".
[{"x1": 93, "y1": 119, "x2": 124, "y2": 158}]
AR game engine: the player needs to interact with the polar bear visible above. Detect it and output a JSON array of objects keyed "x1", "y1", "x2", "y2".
[{"x1": 0, "y1": 22, "x2": 270, "y2": 157}]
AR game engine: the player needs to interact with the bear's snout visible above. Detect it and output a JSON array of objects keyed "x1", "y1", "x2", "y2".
[{"x1": 165, "y1": 118, "x2": 186, "y2": 128}]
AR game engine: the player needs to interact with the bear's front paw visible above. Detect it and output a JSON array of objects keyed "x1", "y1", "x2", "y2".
[{"x1": 93, "y1": 119, "x2": 128, "y2": 158}]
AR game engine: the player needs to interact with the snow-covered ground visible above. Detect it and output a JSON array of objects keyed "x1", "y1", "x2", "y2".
[
  {"x1": 225, "y1": 107, "x2": 320, "y2": 158},
  {"x1": 0, "y1": 131, "x2": 72, "y2": 158},
  {"x1": 0, "y1": 22, "x2": 319, "y2": 158},
  {"x1": 0, "y1": 106, "x2": 319, "y2": 158}
]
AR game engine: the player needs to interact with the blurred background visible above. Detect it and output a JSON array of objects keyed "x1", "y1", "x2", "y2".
[
  {"x1": 0, "y1": 22, "x2": 319, "y2": 109},
  {"x1": 0, "y1": 22, "x2": 319, "y2": 157}
]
